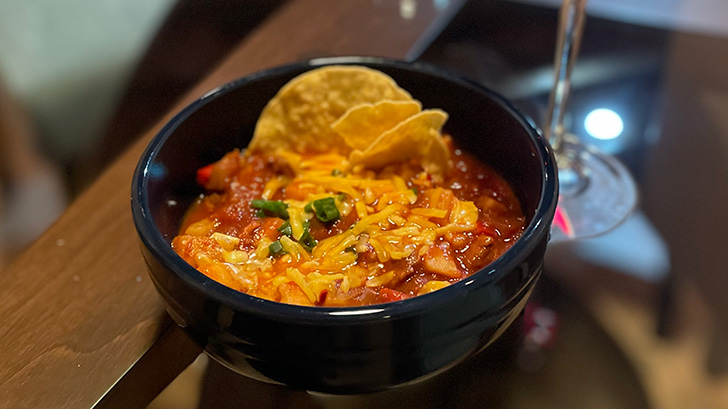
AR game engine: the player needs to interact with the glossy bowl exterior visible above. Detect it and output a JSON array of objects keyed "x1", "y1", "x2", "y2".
[{"x1": 132, "y1": 57, "x2": 557, "y2": 394}]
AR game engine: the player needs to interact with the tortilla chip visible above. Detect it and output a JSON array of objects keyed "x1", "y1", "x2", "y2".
[
  {"x1": 331, "y1": 100, "x2": 422, "y2": 151},
  {"x1": 249, "y1": 66, "x2": 413, "y2": 155},
  {"x1": 348, "y1": 109, "x2": 451, "y2": 176}
]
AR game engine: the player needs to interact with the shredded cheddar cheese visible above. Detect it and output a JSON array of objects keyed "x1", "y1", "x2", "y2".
[{"x1": 173, "y1": 146, "x2": 525, "y2": 307}]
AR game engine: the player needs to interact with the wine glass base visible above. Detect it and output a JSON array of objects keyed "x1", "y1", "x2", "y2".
[{"x1": 550, "y1": 141, "x2": 638, "y2": 242}]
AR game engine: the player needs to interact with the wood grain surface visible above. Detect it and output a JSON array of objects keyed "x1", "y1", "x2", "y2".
[{"x1": 0, "y1": 0, "x2": 465, "y2": 407}]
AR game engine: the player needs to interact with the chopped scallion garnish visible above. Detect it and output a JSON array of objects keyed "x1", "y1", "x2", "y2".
[
  {"x1": 299, "y1": 220, "x2": 317, "y2": 252},
  {"x1": 269, "y1": 240, "x2": 286, "y2": 257},
  {"x1": 277, "y1": 221, "x2": 292, "y2": 237},
  {"x1": 250, "y1": 199, "x2": 289, "y2": 220},
  {"x1": 310, "y1": 197, "x2": 340, "y2": 223}
]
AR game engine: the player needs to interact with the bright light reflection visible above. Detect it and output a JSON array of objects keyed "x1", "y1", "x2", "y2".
[
  {"x1": 584, "y1": 108, "x2": 623, "y2": 140},
  {"x1": 399, "y1": 0, "x2": 417, "y2": 20},
  {"x1": 329, "y1": 308, "x2": 385, "y2": 316}
]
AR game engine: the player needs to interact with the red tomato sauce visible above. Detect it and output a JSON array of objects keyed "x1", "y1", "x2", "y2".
[{"x1": 173, "y1": 141, "x2": 525, "y2": 307}]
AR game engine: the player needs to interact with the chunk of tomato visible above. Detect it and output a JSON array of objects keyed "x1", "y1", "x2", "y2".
[
  {"x1": 260, "y1": 217, "x2": 284, "y2": 241},
  {"x1": 196, "y1": 164, "x2": 214, "y2": 186},
  {"x1": 378, "y1": 288, "x2": 408, "y2": 303},
  {"x1": 475, "y1": 222, "x2": 497, "y2": 237}
]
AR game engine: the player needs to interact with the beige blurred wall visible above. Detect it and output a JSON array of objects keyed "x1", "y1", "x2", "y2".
[{"x1": 0, "y1": 0, "x2": 176, "y2": 165}]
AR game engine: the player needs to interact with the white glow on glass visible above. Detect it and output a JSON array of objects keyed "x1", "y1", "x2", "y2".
[
  {"x1": 400, "y1": 0, "x2": 417, "y2": 20},
  {"x1": 329, "y1": 308, "x2": 385, "y2": 316},
  {"x1": 584, "y1": 108, "x2": 624, "y2": 140}
]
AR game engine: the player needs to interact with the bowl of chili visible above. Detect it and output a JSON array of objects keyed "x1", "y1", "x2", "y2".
[{"x1": 131, "y1": 57, "x2": 558, "y2": 394}]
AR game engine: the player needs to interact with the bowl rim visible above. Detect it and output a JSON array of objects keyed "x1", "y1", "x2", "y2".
[{"x1": 131, "y1": 56, "x2": 558, "y2": 323}]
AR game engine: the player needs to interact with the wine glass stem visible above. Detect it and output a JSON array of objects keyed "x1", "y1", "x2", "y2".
[{"x1": 545, "y1": 0, "x2": 587, "y2": 152}]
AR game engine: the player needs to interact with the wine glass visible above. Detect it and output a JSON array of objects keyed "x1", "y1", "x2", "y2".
[{"x1": 544, "y1": 0, "x2": 638, "y2": 242}]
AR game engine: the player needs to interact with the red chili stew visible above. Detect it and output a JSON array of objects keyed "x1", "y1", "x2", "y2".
[{"x1": 172, "y1": 139, "x2": 525, "y2": 307}]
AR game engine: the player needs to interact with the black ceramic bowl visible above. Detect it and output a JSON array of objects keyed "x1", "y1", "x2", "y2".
[{"x1": 132, "y1": 57, "x2": 557, "y2": 394}]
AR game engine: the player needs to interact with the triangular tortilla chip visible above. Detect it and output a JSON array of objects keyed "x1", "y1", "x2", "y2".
[
  {"x1": 332, "y1": 100, "x2": 422, "y2": 151},
  {"x1": 348, "y1": 109, "x2": 451, "y2": 176},
  {"x1": 249, "y1": 66, "x2": 413, "y2": 155}
]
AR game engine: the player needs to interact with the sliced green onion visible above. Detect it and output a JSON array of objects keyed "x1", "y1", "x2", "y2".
[
  {"x1": 411, "y1": 187, "x2": 419, "y2": 196},
  {"x1": 299, "y1": 220, "x2": 317, "y2": 252},
  {"x1": 251, "y1": 199, "x2": 289, "y2": 220},
  {"x1": 277, "y1": 221, "x2": 292, "y2": 237},
  {"x1": 331, "y1": 168, "x2": 342, "y2": 176},
  {"x1": 269, "y1": 240, "x2": 286, "y2": 257},
  {"x1": 311, "y1": 197, "x2": 340, "y2": 223}
]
